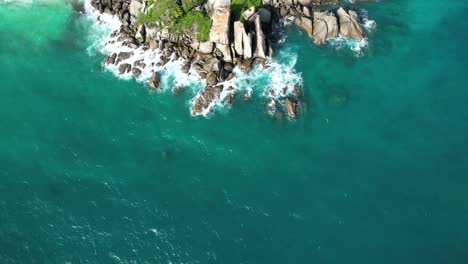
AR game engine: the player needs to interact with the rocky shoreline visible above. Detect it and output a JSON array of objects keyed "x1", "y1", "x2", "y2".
[{"x1": 90, "y1": 0, "x2": 370, "y2": 118}]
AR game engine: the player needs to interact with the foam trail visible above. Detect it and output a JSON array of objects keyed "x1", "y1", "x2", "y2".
[{"x1": 326, "y1": 10, "x2": 377, "y2": 56}]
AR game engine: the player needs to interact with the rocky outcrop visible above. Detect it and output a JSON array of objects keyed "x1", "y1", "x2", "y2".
[
  {"x1": 90, "y1": 0, "x2": 372, "y2": 117},
  {"x1": 313, "y1": 11, "x2": 339, "y2": 45},
  {"x1": 336, "y1": 7, "x2": 364, "y2": 41}
]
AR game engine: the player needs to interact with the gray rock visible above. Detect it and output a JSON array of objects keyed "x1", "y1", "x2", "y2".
[
  {"x1": 203, "y1": 58, "x2": 221, "y2": 72},
  {"x1": 148, "y1": 72, "x2": 161, "y2": 89},
  {"x1": 132, "y1": 67, "x2": 142, "y2": 76},
  {"x1": 119, "y1": 63, "x2": 131, "y2": 74}
]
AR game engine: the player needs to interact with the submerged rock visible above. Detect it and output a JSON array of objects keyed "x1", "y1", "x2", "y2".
[{"x1": 285, "y1": 97, "x2": 297, "y2": 118}]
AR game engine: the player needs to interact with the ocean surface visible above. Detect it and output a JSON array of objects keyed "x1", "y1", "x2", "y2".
[{"x1": 1, "y1": 0, "x2": 468, "y2": 263}]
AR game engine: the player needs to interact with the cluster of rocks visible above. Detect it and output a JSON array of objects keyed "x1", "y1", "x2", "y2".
[{"x1": 90, "y1": 0, "x2": 368, "y2": 118}]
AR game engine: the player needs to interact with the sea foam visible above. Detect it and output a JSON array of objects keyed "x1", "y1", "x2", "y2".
[{"x1": 83, "y1": 0, "x2": 202, "y2": 94}]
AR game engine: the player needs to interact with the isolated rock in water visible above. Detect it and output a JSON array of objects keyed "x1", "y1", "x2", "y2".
[
  {"x1": 234, "y1": 21, "x2": 245, "y2": 56},
  {"x1": 210, "y1": 6, "x2": 231, "y2": 45},
  {"x1": 117, "y1": 51, "x2": 133, "y2": 61},
  {"x1": 313, "y1": 11, "x2": 338, "y2": 45},
  {"x1": 336, "y1": 8, "x2": 364, "y2": 41},
  {"x1": 285, "y1": 97, "x2": 297, "y2": 118},
  {"x1": 148, "y1": 72, "x2": 160, "y2": 89},
  {"x1": 119, "y1": 63, "x2": 131, "y2": 74},
  {"x1": 105, "y1": 53, "x2": 117, "y2": 65},
  {"x1": 132, "y1": 67, "x2": 142, "y2": 77},
  {"x1": 203, "y1": 58, "x2": 221, "y2": 72}
]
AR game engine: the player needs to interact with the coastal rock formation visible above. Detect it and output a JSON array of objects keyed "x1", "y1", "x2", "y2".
[
  {"x1": 336, "y1": 7, "x2": 364, "y2": 40},
  {"x1": 313, "y1": 11, "x2": 339, "y2": 44},
  {"x1": 90, "y1": 0, "x2": 371, "y2": 117}
]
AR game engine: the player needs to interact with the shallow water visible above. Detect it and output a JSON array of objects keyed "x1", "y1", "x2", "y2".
[{"x1": 1, "y1": 0, "x2": 468, "y2": 263}]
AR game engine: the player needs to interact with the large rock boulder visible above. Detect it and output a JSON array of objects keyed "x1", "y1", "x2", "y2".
[
  {"x1": 203, "y1": 58, "x2": 221, "y2": 72},
  {"x1": 119, "y1": 63, "x2": 132, "y2": 74},
  {"x1": 336, "y1": 8, "x2": 364, "y2": 41},
  {"x1": 243, "y1": 32, "x2": 253, "y2": 59},
  {"x1": 233, "y1": 21, "x2": 245, "y2": 56},
  {"x1": 217, "y1": 44, "x2": 233, "y2": 62},
  {"x1": 313, "y1": 11, "x2": 338, "y2": 45},
  {"x1": 253, "y1": 15, "x2": 267, "y2": 59},
  {"x1": 199, "y1": 41, "x2": 215, "y2": 54},
  {"x1": 209, "y1": 6, "x2": 231, "y2": 45}
]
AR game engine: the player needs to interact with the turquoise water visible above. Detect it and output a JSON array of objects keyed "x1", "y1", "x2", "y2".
[{"x1": 1, "y1": 0, "x2": 468, "y2": 263}]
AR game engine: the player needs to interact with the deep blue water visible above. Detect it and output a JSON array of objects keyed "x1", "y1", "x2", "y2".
[{"x1": 1, "y1": 0, "x2": 468, "y2": 263}]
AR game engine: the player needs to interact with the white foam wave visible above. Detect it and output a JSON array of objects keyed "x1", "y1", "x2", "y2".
[
  {"x1": 361, "y1": 9, "x2": 377, "y2": 31},
  {"x1": 326, "y1": 37, "x2": 369, "y2": 56},
  {"x1": 327, "y1": 9, "x2": 377, "y2": 56}
]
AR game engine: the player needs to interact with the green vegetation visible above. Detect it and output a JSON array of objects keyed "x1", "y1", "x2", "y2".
[
  {"x1": 231, "y1": 0, "x2": 262, "y2": 21},
  {"x1": 138, "y1": 0, "x2": 183, "y2": 26},
  {"x1": 138, "y1": 0, "x2": 211, "y2": 41},
  {"x1": 181, "y1": 0, "x2": 205, "y2": 12},
  {"x1": 171, "y1": 11, "x2": 211, "y2": 41}
]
